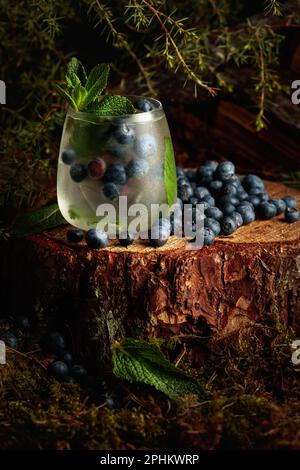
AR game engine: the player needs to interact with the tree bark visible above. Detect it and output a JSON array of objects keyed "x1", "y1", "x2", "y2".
[{"x1": 1, "y1": 181, "x2": 300, "y2": 367}]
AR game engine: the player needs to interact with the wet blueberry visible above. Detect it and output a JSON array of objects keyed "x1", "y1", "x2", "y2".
[
  {"x1": 70, "y1": 364, "x2": 87, "y2": 383},
  {"x1": 134, "y1": 133, "x2": 157, "y2": 158},
  {"x1": 283, "y1": 196, "x2": 297, "y2": 209},
  {"x1": 150, "y1": 225, "x2": 169, "y2": 247},
  {"x1": 87, "y1": 157, "x2": 107, "y2": 180},
  {"x1": 126, "y1": 159, "x2": 149, "y2": 179},
  {"x1": 103, "y1": 182, "x2": 120, "y2": 200},
  {"x1": 58, "y1": 351, "x2": 73, "y2": 367},
  {"x1": 67, "y1": 228, "x2": 84, "y2": 243},
  {"x1": 242, "y1": 174, "x2": 264, "y2": 192},
  {"x1": 215, "y1": 161, "x2": 235, "y2": 181},
  {"x1": 48, "y1": 360, "x2": 69, "y2": 379},
  {"x1": 205, "y1": 206, "x2": 223, "y2": 220},
  {"x1": 231, "y1": 211, "x2": 243, "y2": 228},
  {"x1": 70, "y1": 163, "x2": 87, "y2": 182},
  {"x1": 61, "y1": 149, "x2": 76, "y2": 165},
  {"x1": 209, "y1": 180, "x2": 223, "y2": 196},
  {"x1": 236, "y1": 205, "x2": 255, "y2": 224},
  {"x1": 105, "y1": 163, "x2": 127, "y2": 185},
  {"x1": 285, "y1": 207, "x2": 300, "y2": 223},
  {"x1": 0, "y1": 331, "x2": 17, "y2": 349},
  {"x1": 134, "y1": 98, "x2": 153, "y2": 112},
  {"x1": 204, "y1": 218, "x2": 221, "y2": 236},
  {"x1": 256, "y1": 202, "x2": 277, "y2": 220},
  {"x1": 118, "y1": 231, "x2": 134, "y2": 247},
  {"x1": 114, "y1": 123, "x2": 135, "y2": 144},
  {"x1": 269, "y1": 198, "x2": 286, "y2": 215},
  {"x1": 194, "y1": 186, "x2": 210, "y2": 200},
  {"x1": 86, "y1": 229, "x2": 108, "y2": 249},
  {"x1": 203, "y1": 227, "x2": 215, "y2": 246},
  {"x1": 220, "y1": 216, "x2": 237, "y2": 235}
]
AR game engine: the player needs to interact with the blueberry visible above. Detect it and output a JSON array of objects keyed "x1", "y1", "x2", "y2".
[
  {"x1": 283, "y1": 196, "x2": 297, "y2": 209},
  {"x1": 185, "y1": 170, "x2": 197, "y2": 182},
  {"x1": 103, "y1": 182, "x2": 120, "y2": 200},
  {"x1": 126, "y1": 159, "x2": 149, "y2": 179},
  {"x1": 15, "y1": 315, "x2": 30, "y2": 331},
  {"x1": 204, "y1": 160, "x2": 218, "y2": 171},
  {"x1": 70, "y1": 163, "x2": 87, "y2": 182},
  {"x1": 236, "y1": 205, "x2": 255, "y2": 224},
  {"x1": 176, "y1": 167, "x2": 185, "y2": 178},
  {"x1": 242, "y1": 174, "x2": 264, "y2": 192},
  {"x1": 220, "y1": 216, "x2": 237, "y2": 235},
  {"x1": 215, "y1": 161, "x2": 235, "y2": 181},
  {"x1": 248, "y1": 187, "x2": 263, "y2": 196},
  {"x1": 105, "y1": 163, "x2": 127, "y2": 185},
  {"x1": 48, "y1": 360, "x2": 69, "y2": 379},
  {"x1": 202, "y1": 195, "x2": 215, "y2": 207},
  {"x1": 99, "y1": 393, "x2": 115, "y2": 410},
  {"x1": 197, "y1": 175, "x2": 213, "y2": 187},
  {"x1": 178, "y1": 183, "x2": 193, "y2": 203},
  {"x1": 269, "y1": 198, "x2": 286, "y2": 215},
  {"x1": 177, "y1": 175, "x2": 188, "y2": 187},
  {"x1": 58, "y1": 351, "x2": 73, "y2": 367},
  {"x1": 204, "y1": 218, "x2": 221, "y2": 236},
  {"x1": 258, "y1": 193, "x2": 269, "y2": 202},
  {"x1": 218, "y1": 195, "x2": 239, "y2": 206},
  {"x1": 86, "y1": 229, "x2": 108, "y2": 249},
  {"x1": 150, "y1": 225, "x2": 169, "y2": 247},
  {"x1": 209, "y1": 180, "x2": 223, "y2": 195},
  {"x1": 236, "y1": 187, "x2": 248, "y2": 201},
  {"x1": 134, "y1": 98, "x2": 153, "y2": 112},
  {"x1": 114, "y1": 123, "x2": 135, "y2": 144},
  {"x1": 61, "y1": 149, "x2": 76, "y2": 165},
  {"x1": 44, "y1": 331, "x2": 65, "y2": 354},
  {"x1": 194, "y1": 186, "x2": 210, "y2": 200},
  {"x1": 256, "y1": 202, "x2": 277, "y2": 220},
  {"x1": 231, "y1": 211, "x2": 243, "y2": 228},
  {"x1": 118, "y1": 231, "x2": 134, "y2": 247},
  {"x1": 70, "y1": 364, "x2": 87, "y2": 383},
  {"x1": 87, "y1": 157, "x2": 107, "y2": 180},
  {"x1": 134, "y1": 133, "x2": 157, "y2": 158},
  {"x1": 205, "y1": 206, "x2": 223, "y2": 220},
  {"x1": 189, "y1": 196, "x2": 198, "y2": 206},
  {"x1": 245, "y1": 195, "x2": 261, "y2": 207},
  {"x1": 221, "y1": 182, "x2": 238, "y2": 197},
  {"x1": 0, "y1": 331, "x2": 17, "y2": 349},
  {"x1": 203, "y1": 227, "x2": 216, "y2": 246},
  {"x1": 67, "y1": 228, "x2": 84, "y2": 243},
  {"x1": 220, "y1": 202, "x2": 236, "y2": 216},
  {"x1": 197, "y1": 165, "x2": 214, "y2": 180},
  {"x1": 285, "y1": 207, "x2": 300, "y2": 223}
]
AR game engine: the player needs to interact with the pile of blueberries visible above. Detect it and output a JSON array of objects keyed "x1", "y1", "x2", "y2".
[
  {"x1": 0, "y1": 319, "x2": 114, "y2": 408},
  {"x1": 67, "y1": 160, "x2": 299, "y2": 249}
]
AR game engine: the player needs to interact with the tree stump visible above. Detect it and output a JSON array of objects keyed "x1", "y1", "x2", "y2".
[{"x1": 1, "y1": 181, "x2": 300, "y2": 368}]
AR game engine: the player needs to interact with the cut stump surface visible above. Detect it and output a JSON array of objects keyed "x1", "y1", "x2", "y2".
[{"x1": 1, "y1": 181, "x2": 300, "y2": 365}]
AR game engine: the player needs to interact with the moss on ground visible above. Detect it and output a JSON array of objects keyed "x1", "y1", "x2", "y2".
[{"x1": 0, "y1": 316, "x2": 300, "y2": 450}]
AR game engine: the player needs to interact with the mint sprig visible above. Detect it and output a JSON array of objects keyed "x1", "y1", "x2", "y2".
[{"x1": 56, "y1": 57, "x2": 135, "y2": 117}]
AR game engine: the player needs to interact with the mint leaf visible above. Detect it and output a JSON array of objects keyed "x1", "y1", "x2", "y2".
[
  {"x1": 93, "y1": 95, "x2": 135, "y2": 117},
  {"x1": 12, "y1": 203, "x2": 66, "y2": 237},
  {"x1": 113, "y1": 338, "x2": 205, "y2": 401},
  {"x1": 67, "y1": 57, "x2": 87, "y2": 89},
  {"x1": 86, "y1": 64, "x2": 109, "y2": 92},
  {"x1": 55, "y1": 83, "x2": 78, "y2": 110},
  {"x1": 73, "y1": 83, "x2": 88, "y2": 110},
  {"x1": 164, "y1": 136, "x2": 177, "y2": 206}
]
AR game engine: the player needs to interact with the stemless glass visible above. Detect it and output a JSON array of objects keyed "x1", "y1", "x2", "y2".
[{"x1": 57, "y1": 97, "x2": 176, "y2": 235}]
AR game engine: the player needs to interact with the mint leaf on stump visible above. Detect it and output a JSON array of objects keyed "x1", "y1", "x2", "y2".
[
  {"x1": 12, "y1": 203, "x2": 66, "y2": 237},
  {"x1": 113, "y1": 338, "x2": 205, "y2": 401},
  {"x1": 164, "y1": 136, "x2": 177, "y2": 206}
]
